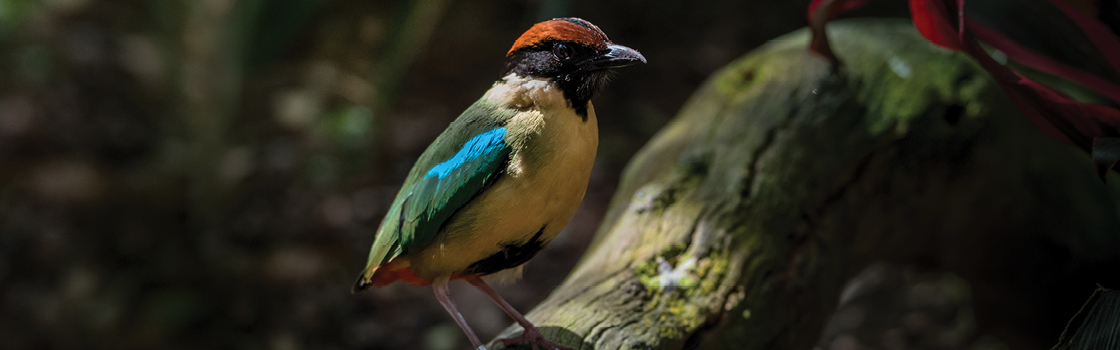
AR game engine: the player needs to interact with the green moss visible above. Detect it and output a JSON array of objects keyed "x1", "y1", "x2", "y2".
[
  {"x1": 634, "y1": 243, "x2": 734, "y2": 341},
  {"x1": 698, "y1": 246, "x2": 731, "y2": 294},
  {"x1": 731, "y1": 19, "x2": 991, "y2": 137},
  {"x1": 711, "y1": 59, "x2": 765, "y2": 97}
]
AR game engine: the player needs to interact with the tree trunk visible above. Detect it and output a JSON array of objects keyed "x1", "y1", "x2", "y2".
[{"x1": 490, "y1": 19, "x2": 1120, "y2": 350}]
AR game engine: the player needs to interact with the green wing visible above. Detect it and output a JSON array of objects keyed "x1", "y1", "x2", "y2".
[
  {"x1": 356, "y1": 98, "x2": 518, "y2": 286},
  {"x1": 398, "y1": 125, "x2": 510, "y2": 250}
]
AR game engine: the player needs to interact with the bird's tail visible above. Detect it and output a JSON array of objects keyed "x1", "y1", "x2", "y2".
[{"x1": 351, "y1": 264, "x2": 432, "y2": 293}]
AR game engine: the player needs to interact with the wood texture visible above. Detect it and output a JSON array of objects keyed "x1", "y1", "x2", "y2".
[{"x1": 491, "y1": 19, "x2": 1120, "y2": 350}]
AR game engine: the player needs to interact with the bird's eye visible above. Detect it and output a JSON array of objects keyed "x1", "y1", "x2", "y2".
[{"x1": 553, "y1": 43, "x2": 573, "y2": 61}]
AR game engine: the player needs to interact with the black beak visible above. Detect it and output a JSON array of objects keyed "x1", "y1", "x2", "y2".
[{"x1": 578, "y1": 44, "x2": 647, "y2": 71}]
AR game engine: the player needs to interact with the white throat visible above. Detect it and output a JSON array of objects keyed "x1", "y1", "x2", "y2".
[{"x1": 484, "y1": 73, "x2": 569, "y2": 111}]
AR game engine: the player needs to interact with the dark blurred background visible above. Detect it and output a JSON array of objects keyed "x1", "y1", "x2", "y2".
[{"x1": 0, "y1": 1, "x2": 931, "y2": 349}]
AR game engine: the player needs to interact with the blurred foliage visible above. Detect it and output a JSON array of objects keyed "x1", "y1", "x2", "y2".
[{"x1": 0, "y1": 0, "x2": 912, "y2": 349}]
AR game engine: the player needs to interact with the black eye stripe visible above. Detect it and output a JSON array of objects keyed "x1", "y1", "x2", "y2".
[{"x1": 519, "y1": 40, "x2": 591, "y2": 59}]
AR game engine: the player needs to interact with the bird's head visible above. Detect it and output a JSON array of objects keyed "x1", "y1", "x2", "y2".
[{"x1": 502, "y1": 18, "x2": 645, "y2": 114}]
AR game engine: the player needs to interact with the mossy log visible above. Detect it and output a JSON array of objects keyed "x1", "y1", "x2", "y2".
[{"x1": 490, "y1": 19, "x2": 1120, "y2": 350}]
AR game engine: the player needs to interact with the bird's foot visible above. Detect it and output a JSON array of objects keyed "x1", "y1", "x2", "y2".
[{"x1": 498, "y1": 327, "x2": 572, "y2": 350}]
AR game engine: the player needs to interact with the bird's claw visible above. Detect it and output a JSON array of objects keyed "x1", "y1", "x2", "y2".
[{"x1": 498, "y1": 327, "x2": 572, "y2": 350}]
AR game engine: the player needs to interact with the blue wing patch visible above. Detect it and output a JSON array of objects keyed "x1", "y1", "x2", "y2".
[
  {"x1": 426, "y1": 128, "x2": 507, "y2": 179},
  {"x1": 399, "y1": 127, "x2": 511, "y2": 251}
]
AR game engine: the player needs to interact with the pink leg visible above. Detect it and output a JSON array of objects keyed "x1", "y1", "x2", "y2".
[
  {"x1": 433, "y1": 277, "x2": 486, "y2": 350},
  {"x1": 467, "y1": 277, "x2": 573, "y2": 350}
]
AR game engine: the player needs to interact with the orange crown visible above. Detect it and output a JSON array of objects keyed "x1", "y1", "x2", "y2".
[{"x1": 507, "y1": 18, "x2": 611, "y2": 56}]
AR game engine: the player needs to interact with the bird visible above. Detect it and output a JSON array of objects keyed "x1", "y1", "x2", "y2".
[{"x1": 352, "y1": 17, "x2": 645, "y2": 350}]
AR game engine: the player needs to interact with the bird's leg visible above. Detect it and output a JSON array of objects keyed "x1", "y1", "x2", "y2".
[
  {"x1": 467, "y1": 277, "x2": 573, "y2": 350},
  {"x1": 433, "y1": 277, "x2": 487, "y2": 350}
]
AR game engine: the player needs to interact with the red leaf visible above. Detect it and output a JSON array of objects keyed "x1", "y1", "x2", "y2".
[
  {"x1": 898, "y1": 0, "x2": 1120, "y2": 177},
  {"x1": 815, "y1": 0, "x2": 1120, "y2": 177},
  {"x1": 961, "y1": 36, "x2": 1120, "y2": 153},
  {"x1": 1047, "y1": 0, "x2": 1120, "y2": 77},
  {"x1": 910, "y1": 0, "x2": 965, "y2": 50},
  {"x1": 1018, "y1": 76, "x2": 1120, "y2": 147},
  {"x1": 966, "y1": 19, "x2": 1120, "y2": 103},
  {"x1": 808, "y1": 0, "x2": 873, "y2": 62}
]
